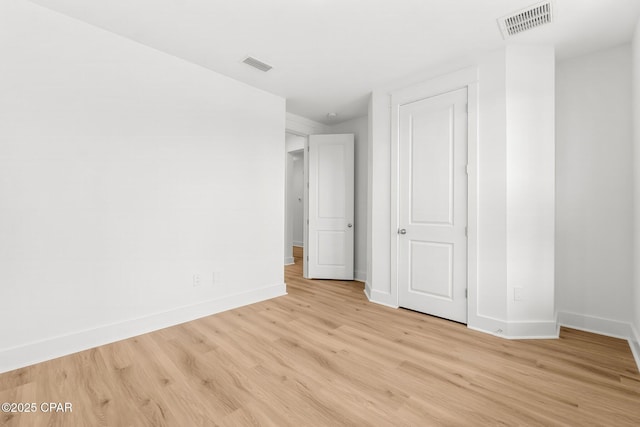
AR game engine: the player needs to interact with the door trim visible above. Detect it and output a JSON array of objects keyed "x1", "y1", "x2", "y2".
[{"x1": 390, "y1": 66, "x2": 478, "y2": 320}]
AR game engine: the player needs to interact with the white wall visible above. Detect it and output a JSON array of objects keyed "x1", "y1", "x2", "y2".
[
  {"x1": 632, "y1": 19, "x2": 640, "y2": 360},
  {"x1": 505, "y1": 46, "x2": 556, "y2": 330},
  {"x1": 367, "y1": 91, "x2": 393, "y2": 305},
  {"x1": 556, "y1": 45, "x2": 634, "y2": 336},
  {"x1": 0, "y1": 0, "x2": 285, "y2": 373},
  {"x1": 325, "y1": 116, "x2": 369, "y2": 282},
  {"x1": 286, "y1": 113, "x2": 328, "y2": 137},
  {"x1": 476, "y1": 50, "x2": 508, "y2": 324},
  {"x1": 367, "y1": 45, "x2": 557, "y2": 337}
]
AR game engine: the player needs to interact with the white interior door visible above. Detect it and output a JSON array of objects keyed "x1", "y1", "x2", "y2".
[
  {"x1": 397, "y1": 88, "x2": 468, "y2": 323},
  {"x1": 307, "y1": 134, "x2": 354, "y2": 280}
]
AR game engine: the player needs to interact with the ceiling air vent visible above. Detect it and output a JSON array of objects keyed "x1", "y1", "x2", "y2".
[
  {"x1": 242, "y1": 56, "x2": 273, "y2": 72},
  {"x1": 498, "y1": 1, "x2": 553, "y2": 39}
]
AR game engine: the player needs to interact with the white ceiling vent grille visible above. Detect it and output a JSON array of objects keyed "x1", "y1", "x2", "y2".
[
  {"x1": 242, "y1": 56, "x2": 273, "y2": 72},
  {"x1": 498, "y1": 1, "x2": 553, "y2": 39}
]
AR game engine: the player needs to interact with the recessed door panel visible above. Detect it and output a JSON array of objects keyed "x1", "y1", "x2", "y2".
[
  {"x1": 317, "y1": 231, "x2": 346, "y2": 266},
  {"x1": 409, "y1": 241, "x2": 453, "y2": 300},
  {"x1": 317, "y1": 143, "x2": 346, "y2": 219},
  {"x1": 410, "y1": 106, "x2": 454, "y2": 225}
]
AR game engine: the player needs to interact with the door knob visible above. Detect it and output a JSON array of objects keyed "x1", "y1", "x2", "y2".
[
  {"x1": 347, "y1": 223, "x2": 353, "y2": 228},
  {"x1": 398, "y1": 228, "x2": 407, "y2": 235}
]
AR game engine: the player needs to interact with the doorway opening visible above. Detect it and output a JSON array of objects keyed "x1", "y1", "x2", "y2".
[
  {"x1": 290, "y1": 149, "x2": 304, "y2": 263},
  {"x1": 285, "y1": 131, "x2": 355, "y2": 281},
  {"x1": 285, "y1": 132, "x2": 307, "y2": 273}
]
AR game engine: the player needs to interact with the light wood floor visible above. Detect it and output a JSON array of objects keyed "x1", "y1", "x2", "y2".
[{"x1": 1, "y1": 254, "x2": 639, "y2": 426}]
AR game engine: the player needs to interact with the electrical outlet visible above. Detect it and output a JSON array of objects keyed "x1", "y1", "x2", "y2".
[
  {"x1": 513, "y1": 287, "x2": 523, "y2": 301},
  {"x1": 193, "y1": 274, "x2": 201, "y2": 287}
]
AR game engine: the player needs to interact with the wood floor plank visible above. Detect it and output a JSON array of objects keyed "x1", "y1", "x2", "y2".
[{"x1": 1, "y1": 257, "x2": 639, "y2": 426}]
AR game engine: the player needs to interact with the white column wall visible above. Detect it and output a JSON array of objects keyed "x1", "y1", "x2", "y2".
[
  {"x1": 632, "y1": 19, "x2": 640, "y2": 362},
  {"x1": 556, "y1": 45, "x2": 634, "y2": 337},
  {"x1": 367, "y1": 45, "x2": 556, "y2": 338},
  {"x1": 505, "y1": 46, "x2": 556, "y2": 335},
  {"x1": 475, "y1": 50, "x2": 508, "y2": 327},
  {"x1": 366, "y1": 91, "x2": 394, "y2": 306}
]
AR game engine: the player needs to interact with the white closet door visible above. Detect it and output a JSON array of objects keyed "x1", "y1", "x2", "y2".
[{"x1": 397, "y1": 88, "x2": 468, "y2": 323}]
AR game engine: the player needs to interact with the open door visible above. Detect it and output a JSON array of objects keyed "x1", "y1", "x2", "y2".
[{"x1": 307, "y1": 134, "x2": 354, "y2": 280}]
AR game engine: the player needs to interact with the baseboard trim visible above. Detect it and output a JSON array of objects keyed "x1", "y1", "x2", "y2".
[
  {"x1": 0, "y1": 283, "x2": 287, "y2": 374},
  {"x1": 292, "y1": 242, "x2": 303, "y2": 248},
  {"x1": 284, "y1": 257, "x2": 295, "y2": 265},
  {"x1": 354, "y1": 270, "x2": 366, "y2": 283},
  {"x1": 364, "y1": 281, "x2": 372, "y2": 301},
  {"x1": 630, "y1": 325, "x2": 640, "y2": 373},
  {"x1": 467, "y1": 314, "x2": 508, "y2": 338},
  {"x1": 556, "y1": 311, "x2": 632, "y2": 340},
  {"x1": 468, "y1": 315, "x2": 558, "y2": 339},
  {"x1": 557, "y1": 311, "x2": 640, "y2": 372},
  {"x1": 505, "y1": 320, "x2": 559, "y2": 339},
  {"x1": 366, "y1": 288, "x2": 398, "y2": 309}
]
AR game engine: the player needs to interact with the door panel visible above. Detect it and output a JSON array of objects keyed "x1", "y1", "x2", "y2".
[
  {"x1": 317, "y1": 231, "x2": 346, "y2": 265},
  {"x1": 308, "y1": 134, "x2": 354, "y2": 280},
  {"x1": 398, "y1": 88, "x2": 467, "y2": 323},
  {"x1": 317, "y1": 143, "x2": 346, "y2": 219},
  {"x1": 410, "y1": 106, "x2": 454, "y2": 225},
  {"x1": 410, "y1": 241, "x2": 453, "y2": 299}
]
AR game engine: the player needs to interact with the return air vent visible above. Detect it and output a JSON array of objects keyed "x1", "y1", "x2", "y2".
[
  {"x1": 242, "y1": 56, "x2": 273, "y2": 72},
  {"x1": 498, "y1": 1, "x2": 553, "y2": 39}
]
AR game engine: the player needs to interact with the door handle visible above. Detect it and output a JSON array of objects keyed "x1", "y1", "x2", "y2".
[
  {"x1": 398, "y1": 228, "x2": 407, "y2": 235},
  {"x1": 347, "y1": 223, "x2": 353, "y2": 228}
]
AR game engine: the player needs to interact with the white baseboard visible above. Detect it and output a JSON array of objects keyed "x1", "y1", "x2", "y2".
[
  {"x1": 556, "y1": 311, "x2": 633, "y2": 340},
  {"x1": 468, "y1": 315, "x2": 558, "y2": 339},
  {"x1": 630, "y1": 325, "x2": 640, "y2": 373},
  {"x1": 284, "y1": 257, "x2": 295, "y2": 265},
  {"x1": 364, "y1": 281, "x2": 372, "y2": 300},
  {"x1": 0, "y1": 283, "x2": 287, "y2": 374},
  {"x1": 292, "y1": 242, "x2": 303, "y2": 248},
  {"x1": 467, "y1": 313, "x2": 508, "y2": 337},
  {"x1": 557, "y1": 311, "x2": 640, "y2": 372},
  {"x1": 366, "y1": 287, "x2": 398, "y2": 309},
  {"x1": 504, "y1": 320, "x2": 559, "y2": 339},
  {"x1": 354, "y1": 270, "x2": 366, "y2": 283}
]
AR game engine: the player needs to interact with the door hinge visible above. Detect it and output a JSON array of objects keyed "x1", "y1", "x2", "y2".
[
  {"x1": 307, "y1": 219, "x2": 309, "y2": 225},
  {"x1": 465, "y1": 226, "x2": 468, "y2": 237},
  {"x1": 465, "y1": 104, "x2": 468, "y2": 113},
  {"x1": 465, "y1": 164, "x2": 469, "y2": 175},
  {"x1": 307, "y1": 182, "x2": 309, "y2": 188},
  {"x1": 306, "y1": 255, "x2": 309, "y2": 261},
  {"x1": 465, "y1": 289, "x2": 468, "y2": 298}
]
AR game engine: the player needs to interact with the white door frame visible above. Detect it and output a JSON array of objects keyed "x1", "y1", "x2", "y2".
[{"x1": 390, "y1": 66, "x2": 479, "y2": 318}]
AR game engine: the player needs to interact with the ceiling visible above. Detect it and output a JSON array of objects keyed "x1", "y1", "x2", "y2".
[{"x1": 29, "y1": 0, "x2": 640, "y2": 124}]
